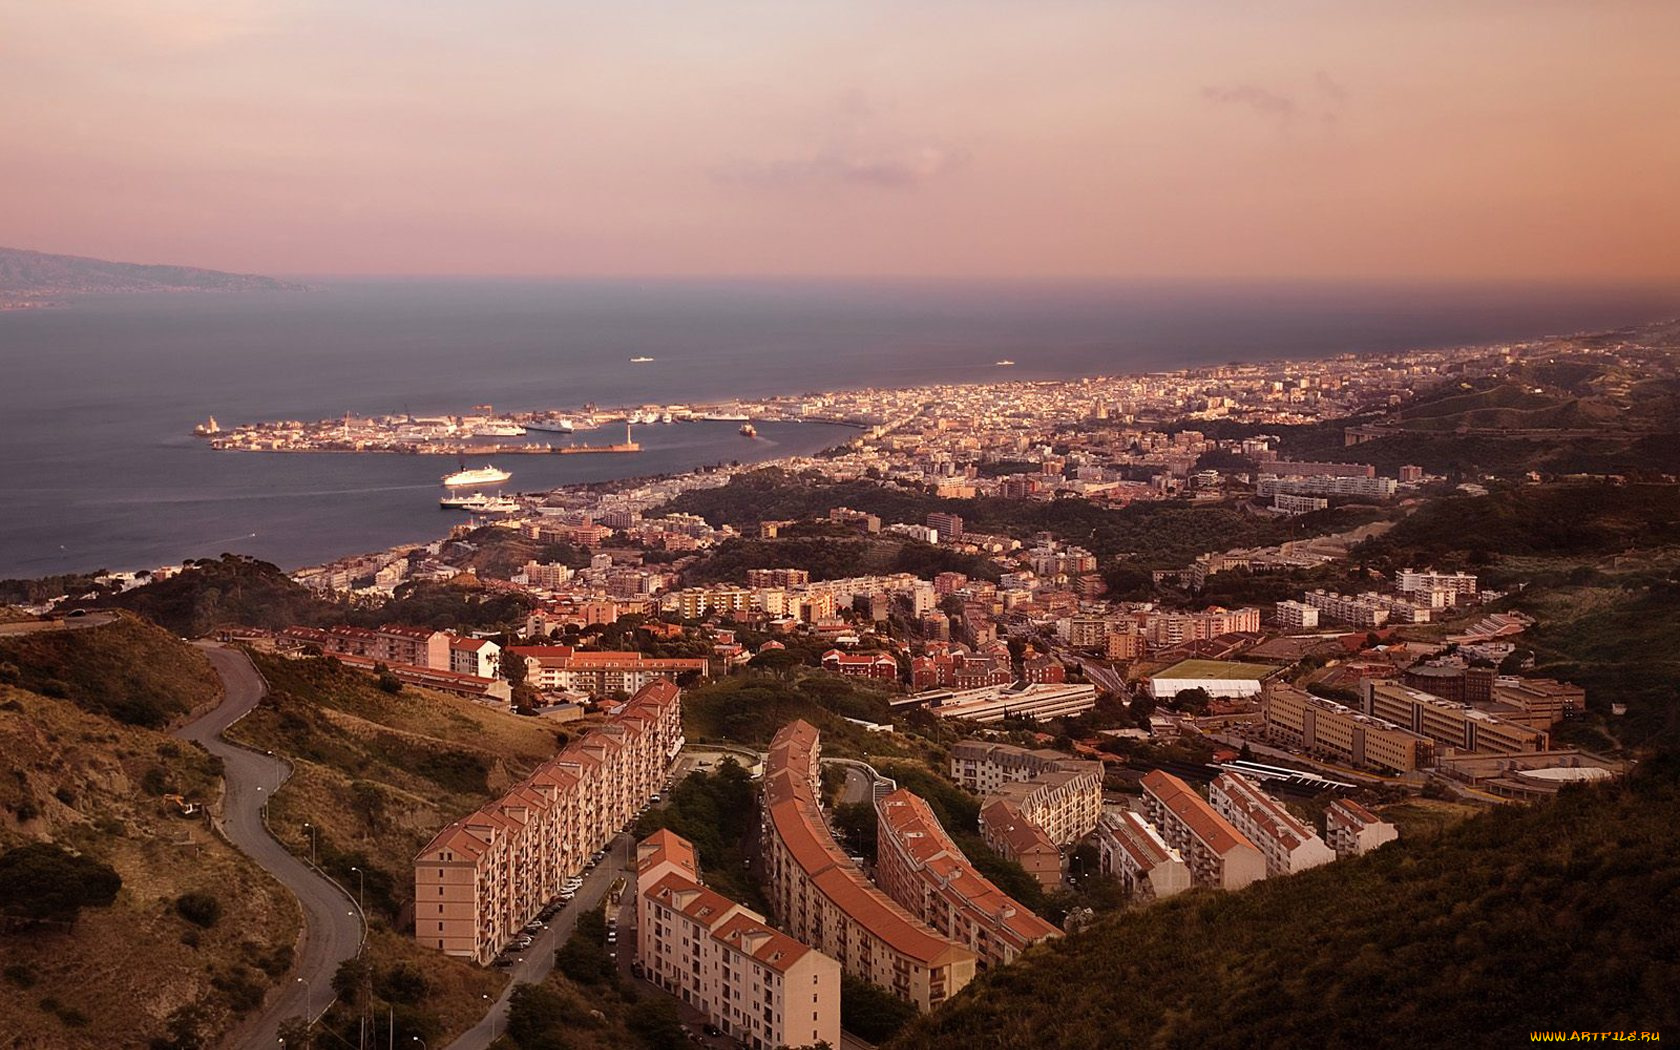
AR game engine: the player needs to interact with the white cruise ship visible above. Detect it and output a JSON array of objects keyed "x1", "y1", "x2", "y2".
[{"x1": 441, "y1": 465, "x2": 512, "y2": 487}]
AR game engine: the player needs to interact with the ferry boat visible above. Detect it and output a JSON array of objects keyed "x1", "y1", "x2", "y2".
[
  {"x1": 441, "y1": 465, "x2": 512, "y2": 487},
  {"x1": 629, "y1": 356, "x2": 655, "y2": 363},
  {"x1": 995, "y1": 359, "x2": 1016, "y2": 367},
  {"x1": 442, "y1": 493, "x2": 520, "y2": 514},
  {"x1": 739, "y1": 422, "x2": 757, "y2": 437},
  {"x1": 523, "y1": 416, "x2": 575, "y2": 434}
]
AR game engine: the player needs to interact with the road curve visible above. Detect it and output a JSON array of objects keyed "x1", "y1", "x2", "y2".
[{"x1": 175, "y1": 645, "x2": 365, "y2": 1049}]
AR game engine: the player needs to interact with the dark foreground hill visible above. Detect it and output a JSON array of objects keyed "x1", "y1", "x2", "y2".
[
  {"x1": 890, "y1": 760, "x2": 1680, "y2": 1050},
  {"x1": 0, "y1": 245, "x2": 301, "y2": 298}
]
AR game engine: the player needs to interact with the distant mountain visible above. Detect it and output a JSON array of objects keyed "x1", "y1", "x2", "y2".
[{"x1": 0, "y1": 245, "x2": 303, "y2": 300}]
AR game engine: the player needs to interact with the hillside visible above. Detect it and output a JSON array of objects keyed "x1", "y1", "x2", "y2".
[
  {"x1": 0, "y1": 245, "x2": 300, "y2": 300},
  {"x1": 90, "y1": 554, "x2": 341, "y2": 637},
  {"x1": 225, "y1": 650, "x2": 565, "y2": 1043},
  {"x1": 0, "y1": 613, "x2": 220, "y2": 728},
  {"x1": 0, "y1": 678, "x2": 299, "y2": 1047},
  {"x1": 890, "y1": 762, "x2": 1680, "y2": 1050}
]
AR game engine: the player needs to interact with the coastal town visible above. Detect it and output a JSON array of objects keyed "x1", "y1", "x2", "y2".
[{"x1": 14, "y1": 319, "x2": 1670, "y2": 1047}]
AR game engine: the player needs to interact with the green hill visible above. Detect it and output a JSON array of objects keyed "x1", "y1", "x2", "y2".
[{"x1": 891, "y1": 762, "x2": 1680, "y2": 1050}]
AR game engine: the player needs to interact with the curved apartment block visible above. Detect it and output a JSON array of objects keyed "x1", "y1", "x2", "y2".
[
  {"x1": 760, "y1": 720, "x2": 977, "y2": 1011},
  {"x1": 875, "y1": 787, "x2": 1059, "y2": 970}
]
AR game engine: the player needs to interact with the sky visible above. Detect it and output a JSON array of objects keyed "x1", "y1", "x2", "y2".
[{"x1": 3, "y1": 0, "x2": 1679, "y2": 282}]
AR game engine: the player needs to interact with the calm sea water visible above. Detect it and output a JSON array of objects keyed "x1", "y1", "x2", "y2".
[{"x1": 2, "y1": 278, "x2": 1677, "y2": 578}]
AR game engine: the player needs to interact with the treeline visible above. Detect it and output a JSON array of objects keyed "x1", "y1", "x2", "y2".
[
  {"x1": 889, "y1": 759, "x2": 1680, "y2": 1050},
  {"x1": 682, "y1": 535, "x2": 1000, "y2": 586}
]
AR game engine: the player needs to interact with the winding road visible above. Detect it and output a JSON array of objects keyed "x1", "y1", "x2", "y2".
[{"x1": 175, "y1": 645, "x2": 365, "y2": 1050}]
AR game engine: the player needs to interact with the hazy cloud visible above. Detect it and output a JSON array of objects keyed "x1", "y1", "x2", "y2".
[
  {"x1": 1202, "y1": 84, "x2": 1297, "y2": 118},
  {"x1": 715, "y1": 143, "x2": 962, "y2": 189}
]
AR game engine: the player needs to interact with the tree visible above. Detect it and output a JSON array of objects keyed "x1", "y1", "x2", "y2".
[
  {"x1": 1129, "y1": 694, "x2": 1157, "y2": 725},
  {"x1": 175, "y1": 891, "x2": 222, "y2": 928},
  {"x1": 504, "y1": 983, "x2": 573, "y2": 1050},
  {"x1": 330, "y1": 956, "x2": 370, "y2": 1011},
  {"x1": 0, "y1": 842, "x2": 121, "y2": 927},
  {"x1": 275, "y1": 1018, "x2": 313, "y2": 1049}
]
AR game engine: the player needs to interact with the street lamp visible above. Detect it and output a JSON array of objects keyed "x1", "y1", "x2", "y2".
[
  {"x1": 350, "y1": 865, "x2": 366, "y2": 912},
  {"x1": 266, "y1": 749, "x2": 281, "y2": 790},
  {"x1": 302, "y1": 822, "x2": 318, "y2": 865},
  {"x1": 483, "y1": 994, "x2": 497, "y2": 1039},
  {"x1": 412, "y1": 1039, "x2": 427, "y2": 1050},
  {"x1": 297, "y1": 975, "x2": 311, "y2": 1018}
]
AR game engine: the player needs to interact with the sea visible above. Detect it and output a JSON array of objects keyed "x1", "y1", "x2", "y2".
[{"x1": 3, "y1": 278, "x2": 1678, "y2": 580}]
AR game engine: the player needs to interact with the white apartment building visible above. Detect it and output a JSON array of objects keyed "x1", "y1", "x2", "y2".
[
  {"x1": 1096, "y1": 811, "x2": 1191, "y2": 901},
  {"x1": 1324, "y1": 799, "x2": 1398, "y2": 859},
  {"x1": 1275, "y1": 599, "x2": 1320, "y2": 630},
  {"x1": 1207, "y1": 772, "x2": 1336, "y2": 877}
]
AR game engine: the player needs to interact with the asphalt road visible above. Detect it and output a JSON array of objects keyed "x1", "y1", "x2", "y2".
[
  {"x1": 175, "y1": 645, "x2": 365, "y2": 1049},
  {"x1": 446, "y1": 830, "x2": 635, "y2": 1050},
  {"x1": 0, "y1": 610, "x2": 120, "y2": 635}
]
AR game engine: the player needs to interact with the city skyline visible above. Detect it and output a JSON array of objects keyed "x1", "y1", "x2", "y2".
[{"x1": 4, "y1": 1, "x2": 1679, "y2": 282}]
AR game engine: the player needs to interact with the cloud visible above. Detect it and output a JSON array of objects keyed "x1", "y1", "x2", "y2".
[{"x1": 1202, "y1": 84, "x2": 1297, "y2": 118}]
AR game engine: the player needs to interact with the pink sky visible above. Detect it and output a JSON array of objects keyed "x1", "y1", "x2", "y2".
[{"x1": 3, "y1": 1, "x2": 1678, "y2": 281}]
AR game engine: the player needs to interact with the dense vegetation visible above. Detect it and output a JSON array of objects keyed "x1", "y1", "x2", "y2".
[
  {"x1": 662, "y1": 469, "x2": 1372, "y2": 570},
  {"x1": 1356, "y1": 483, "x2": 1680, "y2": 571},
  {"x1": 89, "y1": 554, "x2": 337, "y2": 636},
  {"x1": 679, "y1": 672, "x2": 943, "y2": 761},
  {"x1": 0, "y1": 614, "x2": 218, "y2": 728},
  {"x1": 684, "y1": 535, "x2": 1000, "y2": 585},
  {"x1": 0, "y1": 842, "x2": 121, "y2": 926},
  {"x1": 890, "y1": 762, "x2": 1680, "y2": 1050},
  {"x1": 633, "y1": 759, "x2": 765, "y2": 909}
]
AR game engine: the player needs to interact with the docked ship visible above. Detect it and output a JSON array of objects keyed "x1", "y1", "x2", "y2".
[
  {"x1": 441, "y1": 492, "x2": 519, "y2": 514},
  {"x1": 441, "y1": 465, "x2": 512, "y2": 487},
  {"x1": 471, "y1": 421, "x2": 527, "y2": 437},
  {"x1": 739, "y1": 422, "x2": 757, "y2": 437},
  {"x1": 192, "y1": 416, "x2": 221, "y2": 437},
  {"x1": 522, "y1": 415, "x2": 575, "y2": 434}
]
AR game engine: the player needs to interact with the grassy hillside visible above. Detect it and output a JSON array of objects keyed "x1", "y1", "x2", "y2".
[
  {"x1": 226, "y1": 650, "x2": 567, "y2": 1043},
  {"x1": 891, "y1": 762, "x2": 1680, "y2": 1050},
  {"x1": 0, "y1": 613, "x2": 220, "y2": 728},
  {"x1": 0, "y1": 682, "x2": 299, "y2": 1049}
]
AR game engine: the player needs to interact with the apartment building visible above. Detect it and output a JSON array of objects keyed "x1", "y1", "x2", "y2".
[
  {"x1": 1095, "y1": 811, "x2": 1191, "y2": 902},
  {"x1": 820, "y1": 649, "x2": 900, "y2": 681},
  {"x1": 1258, "y1": 475, "x2": 1399, "y2": 499},
  {"x1": 926, "y1": 512, "x2": 965, "y2": 542},
  {"x1": 449, "y1": 636, "x2": 501, "y2": 678},
  {"x1": 1139, "y1": 606, "x2": 1262, "y2": 647},
  {"x1": 1139, "y1": 770, "x2": 1266, "y2": 891},
  {"x1": 413, "y1": 680, "x2": 684, "y2": 964},
  {"x1": 1395, "y1": 568, "x2": 1478, "y2": 599},
  {"x1": 1362, "y1": 680, "x2": 1549, "y2": 755},
  {"x1": 760, "y1": 721, "x2": 977, "y2": 1011},
  {"x1": 1324, "y1": 799, "x2": 1398, "y2": 859},
  {"x1": 1207, "y1": 772, "x2": 1336, "y2": 877},
  {"x1": 875, "y1": 789, "x2": 1060, "y2": 971},
  {"x1": 333, "y1": 653, "x2": 511, "y2": 704},
  {"x1": 1275, "y1": 599, "x2": 1320, "y2": 630},
  {"x1": 1302, "y1": 589, "x2": 1390, "y2": 628},
  {"x1": 1261, "y1": 684, "x2": 1433, "y2": 774},
  {"x1": 635, "y1": 830, "x2": 841, "y2": 1050},
  {"x1": 1272, "y1": 493, "x2": 1329, "y2": 516},
  {"x1": 507, "y1": 645, "x2": 709, "y2": 696},
  {"x1": 746, "y1": 567, "x2": 811, "y2": 589},
  {"x1": 281, "y1": 624, "x2": 451, "y2": 670},
  {"x1": 977, "y1": 799, "x2": 1062, "y2": 889}
]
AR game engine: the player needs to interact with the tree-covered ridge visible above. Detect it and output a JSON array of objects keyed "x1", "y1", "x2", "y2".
[
  {"x1": 0, "y1": 613, "x2": 218, "y2": 728},
  {"x1": 661, "y1": 469, "x2": 1368, "y2": 570},
  {"x1": 889, "y1": 763, "x2": 1680, "y2": 1050}
]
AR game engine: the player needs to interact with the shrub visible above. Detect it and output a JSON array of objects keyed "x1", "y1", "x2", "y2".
[{"x1": 176, "y1": 891, "x2": 222, "y2": 928}]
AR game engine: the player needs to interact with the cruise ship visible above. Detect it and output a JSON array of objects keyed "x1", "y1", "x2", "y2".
[{"x1": 441, "y1": 465, "x2": 511, "y2": 487}]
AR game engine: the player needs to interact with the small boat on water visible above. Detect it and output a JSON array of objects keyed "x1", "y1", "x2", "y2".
[{"x1": 740, "y1": 423, "x2": 757, "y2": 438}]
